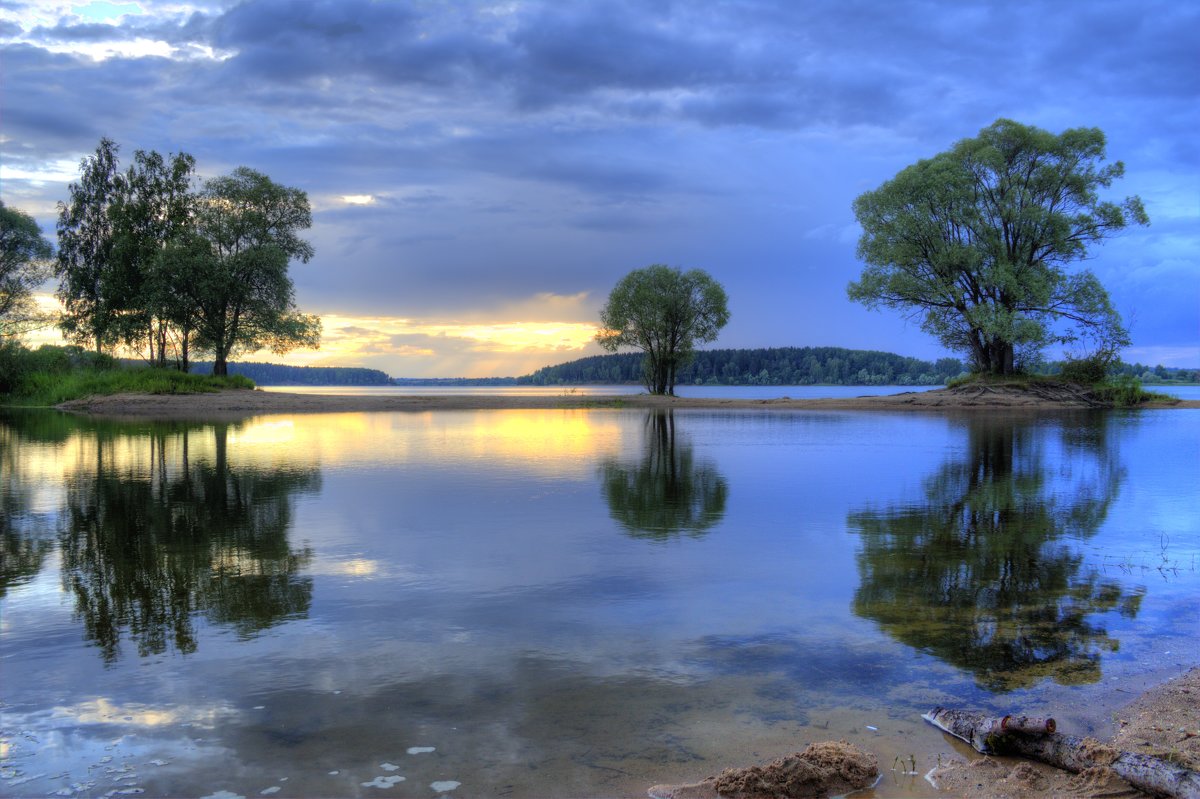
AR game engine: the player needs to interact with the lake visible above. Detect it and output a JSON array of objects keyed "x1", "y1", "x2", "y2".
[
  {"x1": 2, "y1": 406, "x2": 1198, "y2": 797},
  {"x1": 259, "y1": 384, "x2": 944, "y2": 399},
  {"x1": 259, "y1": 383, "x2": 1200, "y2": 400}
]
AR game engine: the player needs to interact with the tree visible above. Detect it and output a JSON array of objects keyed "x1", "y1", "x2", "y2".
[
  {"x1": 0, "y1": 200, "x2": 54, "y2": 338},
  {"x1": 56, "y1": 137, "x2": 122, "y2": 353},
  {"x1": 848, "y1": 119, "x2": 1148, "y2": 376},
  {"x1": 596, "y1": 264, "x2": 729, "y2": 395},
  {"x1": 184, "y1": 167, "x2": 320, "y2": 376},
  {"x1": 108, "y1": 149, "x2": 198, "y2": 368}
]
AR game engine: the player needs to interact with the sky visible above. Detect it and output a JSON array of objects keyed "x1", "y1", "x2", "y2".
[{"x1": 2, "y1": 0, "x2": 1197, "y2": 377}]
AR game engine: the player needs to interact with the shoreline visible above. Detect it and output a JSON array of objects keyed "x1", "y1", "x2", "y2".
[
  {"x1": 648, "y1": 666, "x2": 1200, "y2": 799},
  {"x1": 46, "y1": 386, "x2": 1200, "y2": 418}
]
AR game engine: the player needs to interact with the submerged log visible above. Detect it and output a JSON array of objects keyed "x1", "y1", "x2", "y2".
[{"x1": 924, "y1": 707, "x2": 1200, "y2": 799}]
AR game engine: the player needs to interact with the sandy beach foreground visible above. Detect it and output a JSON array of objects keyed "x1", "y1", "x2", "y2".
[
  {"x1": 53, "y1": 384, "x2": 1200, "y2": 418},
  {"x1": 651, "y1": 668, "x2": 1200, "y2": 799}
]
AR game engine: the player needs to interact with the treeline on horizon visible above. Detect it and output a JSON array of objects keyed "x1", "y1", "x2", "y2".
[
  {"x1": 176, "y1": 348, "x2": 1199, "y2": 387},
  {"x1": 187, "y1": 361, "x2": 391, "y2": 386},
  {"x1": 518, "y1": 347, "x2": 966, "y2": 386}
]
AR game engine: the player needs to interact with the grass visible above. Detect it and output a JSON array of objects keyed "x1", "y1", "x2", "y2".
[
  {"x1": 11, "y1": 369, "x2": 254, "y2": 407},
  {"x1": 1, "y1": 343, "x2": 254, "y2": 407},
  {"x1": 945, "y1": 371, "x2": 1070, "y2": 389}
]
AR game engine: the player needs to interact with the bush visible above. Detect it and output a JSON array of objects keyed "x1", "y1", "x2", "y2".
[
  {"x1": 1094, "y1": 374, "x2": 1156, "y2": 407},
  {"x1": 0, "y1": 340, "x2": 27, "y2": 393},
  {"x1": 1059, "y1": 354, "x2": 1111, "y2": 384}
]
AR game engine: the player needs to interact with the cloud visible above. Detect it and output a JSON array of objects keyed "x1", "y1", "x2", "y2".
[{"x1": 2, "y1": 0, "x2": 1195, "y2": 374}]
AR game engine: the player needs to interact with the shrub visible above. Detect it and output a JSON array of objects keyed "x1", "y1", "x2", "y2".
[
  {"x1": 1059, "y1": 354, "x2": 1111, "y2": 384},
  {"x1": 0, "y1": 339, "x2": 27, "y2": 393},
  {"x1": 1095, "y1": 374, "x2": 1150, "y2": 407}
]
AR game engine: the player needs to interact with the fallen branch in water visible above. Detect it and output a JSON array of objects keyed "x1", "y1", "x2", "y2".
[{"x1": 924, "y1": 707, "x2": 1200, "y2": 799}]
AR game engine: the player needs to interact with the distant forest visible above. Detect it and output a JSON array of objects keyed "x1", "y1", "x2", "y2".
[
  {"x1": 519, "y1": 347, "x2": 967, "y2": 386},
  {"x1": 1097, "y1": 362, "x2": 1200, "y2": 384},
  {"x1": 189, "y1": 362, "x2": 390, "y2": 385},
  {"x1": 184, "y1": 350, "x2": 1198, "y2": 387}
]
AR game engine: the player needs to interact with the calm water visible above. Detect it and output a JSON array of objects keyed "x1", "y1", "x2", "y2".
[
  {"x1": 2, "y1": 407, "x2": 1198, "y2": 798},
  {"x1": 260, "y1": 383, "x2": 1200, "y2": 400},
  {"x1": 259, "y1": 384, "x2": 943, "y2": 399}
]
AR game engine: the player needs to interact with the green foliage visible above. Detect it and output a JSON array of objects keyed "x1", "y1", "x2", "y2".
[
  {"x1": 0, "y1": 343, "x2": 117, "y2": 394},
  {"x1": 56, "y1": 137, "x2": 122, "y2": 352},
  {"x1": 596, "y1": 264, "x2": 730, "y2": 395},
  {"x1": 1092, "y1": 375, "x2": 1162, "y2": 408},
  {"x1": 1083, "y1": 361, "x2": 1200, "y2": 385},
  {"x1": 54, "y1": 139, "x2": 321, "y2": 374},
  {"x1": 0, "y1": 200, "x2": 54, "y2": 338},
  {"x1": 108, "y1": 148, "x2": 199, "y2": 367},
  {"x1": 185, "y1": 167, "x2": 319, "y2": 376},
  {"x1": 523, "y1": 347, "x2": 965, "y2": 386},
  {"x1": 1058, "y1": 354, "x2": 1112, "y2": 384},
  {"x1": 849, "y1": 119, "x2": 1146, "y2": 375},
  {"x1": 1, "y1": 343, "x2": 250, "y2": 406}
]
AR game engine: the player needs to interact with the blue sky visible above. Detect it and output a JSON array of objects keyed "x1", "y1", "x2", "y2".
[{"x1": 2, "y1": 0, "x2": 1197, "y2": 376}]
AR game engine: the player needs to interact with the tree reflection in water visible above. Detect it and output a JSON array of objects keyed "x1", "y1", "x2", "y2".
[
  {"x1": 56, "y1": 422, "x2": 320, "y2": 662},
  {"x1": 601, "y1": 410, "x2": 728, "y2": 540},
  {"x1": 0, "y1": 416, "x2": 55, "y2": 599},
  {"x1": 848, "y1": 413, "x2": 1142, "y2": 692}
]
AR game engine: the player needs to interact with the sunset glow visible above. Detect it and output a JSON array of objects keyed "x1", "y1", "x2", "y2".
[{"x1": 23, "y1": 293, "x2": 603, "y2": 378}]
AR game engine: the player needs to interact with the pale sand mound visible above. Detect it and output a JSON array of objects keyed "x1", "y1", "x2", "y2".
[
  {"x1": 1114, "y1": 666, "x2": 1200, "y2": 772},
  {"x1": 53, "y1": 384, "x2": 1197, "y2": 418},
  {"x1": 648, "y1": 740, "x2": 878, "y2": 799},
  {"x1": 931, "y1": 667, "x2": 1200, "y2": 799},
  {"x1": 932, "y1": 756, "x2": 1141, "y2": 799}
]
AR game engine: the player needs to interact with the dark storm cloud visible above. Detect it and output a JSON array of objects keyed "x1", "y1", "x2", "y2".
[
  {"x1": 210, "y1": 0, "x2": 505, "y2": 86},
  {"x1": 2, "y1": 0, "x2": 1196, "y2": 369}
]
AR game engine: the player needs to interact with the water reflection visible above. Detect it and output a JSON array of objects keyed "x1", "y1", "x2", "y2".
[
  {"x1": 0, "y1": 413, "x2": 63, "y2": 597},
  {"x1": 600, "y1": 410, "x2": 728, "y2": 540},
  {"x1": 2, "y1": 414, "x2": 320, "y2": 662},
  {"x1": 848, "y1": 413, "x2": 1143, "y2": 691}
]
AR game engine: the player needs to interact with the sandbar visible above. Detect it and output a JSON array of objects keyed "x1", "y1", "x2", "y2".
[{"x1": 52, "y1": 385, "x2": 1199, "y2": 418}]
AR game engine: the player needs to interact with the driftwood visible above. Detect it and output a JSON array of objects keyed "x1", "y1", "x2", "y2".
[{"x1": 924, "y1": 707, "x2": 1200, "y2": 799}]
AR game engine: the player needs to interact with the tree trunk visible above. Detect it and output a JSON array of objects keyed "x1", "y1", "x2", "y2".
[
  {"x1": 212, "y1": 353, "x2": 228, "y2": 376},
  {"x1": 924, "y1": 707, "x2": 1200, "y2": 799}
]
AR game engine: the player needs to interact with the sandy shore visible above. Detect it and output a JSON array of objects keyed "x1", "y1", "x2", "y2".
[
  {"x1": 929, "y1": 666, "x2": 1200, "y2": 799},
  {"x1": 52, "y1": 384, "x2": 1200, "y2": 418},
  {"x1": 648, "y1": 668, "x2": 1199, "y2": 798}
]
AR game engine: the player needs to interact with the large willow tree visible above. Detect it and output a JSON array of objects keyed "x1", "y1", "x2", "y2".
[{"x1": 848, "y1": 119, "x2": 1148, "y2": 375}]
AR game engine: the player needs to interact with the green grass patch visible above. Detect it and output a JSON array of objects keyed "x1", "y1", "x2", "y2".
[
  {"x1": 945, "y1": 372, "x2": 1063, "y2": 390},
  {"x1": 2, "y1": 343, "x2": 254, "y2": 407},
  {"x1": 1092, "y1": 375, "x2": 1176, "y2": 407}
]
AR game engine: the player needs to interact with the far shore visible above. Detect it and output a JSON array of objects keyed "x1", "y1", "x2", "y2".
[{"x1": 49, "y1": 384, "x2": 1200, "y2": 418}]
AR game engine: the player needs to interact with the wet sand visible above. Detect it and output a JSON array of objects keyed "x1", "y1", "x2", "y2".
[
  {"x1": 646, "y1": 668, "x2": 1199, "y2": 798},
  {"x1": 52, "y1": 385, "x2": 1200, "y2": 418}
]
